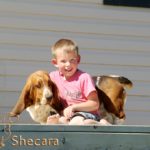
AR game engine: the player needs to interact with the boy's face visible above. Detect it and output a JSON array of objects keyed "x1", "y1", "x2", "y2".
[{"x1": 51, "y1": 49, "x2": 80, "y2": 79}]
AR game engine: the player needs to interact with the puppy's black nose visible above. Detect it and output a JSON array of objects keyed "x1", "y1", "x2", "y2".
[
  {"x1": 49, "y1": 111, "x2": 57, "y2": 116},
  {"x1": 47, "y1": 95, "x2": 53, "y2": 100}
]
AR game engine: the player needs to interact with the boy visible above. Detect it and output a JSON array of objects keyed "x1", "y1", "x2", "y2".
[{"x1": 47, "y1": 39, "x2": 100, "y2": 125}]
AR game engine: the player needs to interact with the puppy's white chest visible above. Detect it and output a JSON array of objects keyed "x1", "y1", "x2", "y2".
[{"x1": 26, "y1": 104, "x2": 56, "y2": 124}]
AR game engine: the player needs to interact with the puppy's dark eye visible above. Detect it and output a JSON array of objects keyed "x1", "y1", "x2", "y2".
[
  {"x1": 36, "y1": 80, "x2": 43, "y2": 88},
  {"x1": 35, "y1": 84, "x2": 41, "y2": 88}
]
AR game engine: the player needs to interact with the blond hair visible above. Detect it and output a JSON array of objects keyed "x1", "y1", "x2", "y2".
[{"x1": 51, "y1": 39, "x2": 79, "y2": 58}]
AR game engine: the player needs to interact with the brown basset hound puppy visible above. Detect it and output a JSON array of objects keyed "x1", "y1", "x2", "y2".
[
  {"x1": 9, "y1": 70, "x2": 63, "y2": 124},
  {"x1": 95, "y1": 75, "x2": 133, "y2": 125}
]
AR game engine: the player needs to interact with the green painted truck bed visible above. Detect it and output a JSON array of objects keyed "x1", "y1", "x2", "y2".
[{"x1": 0, "y1": 124, "x2": 150, "y2": 150}]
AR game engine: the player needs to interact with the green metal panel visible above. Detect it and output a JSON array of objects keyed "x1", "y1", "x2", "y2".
[{"x1": 0, "y1": 124, "x2": 150, "y2": 150}]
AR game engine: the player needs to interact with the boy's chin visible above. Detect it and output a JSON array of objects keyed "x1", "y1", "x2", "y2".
[{"x1": 64, "y1": 73, "x2": 73, "y2": 79}]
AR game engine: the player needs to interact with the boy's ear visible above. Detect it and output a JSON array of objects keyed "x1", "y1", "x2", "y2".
[
  {"x1": 51, "y1": 59, "x2": 58, "y2": 67},
  {"x1": 77, "y1": 55, "x2": 81, "y2": 63}
]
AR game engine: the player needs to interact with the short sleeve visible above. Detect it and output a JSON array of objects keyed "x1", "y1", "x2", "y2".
[{"x1": 80, "y1": 73, "x2": 96, "y2": 98}]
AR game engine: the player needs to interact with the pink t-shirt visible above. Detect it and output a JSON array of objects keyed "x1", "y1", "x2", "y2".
[{"x1": 49, "y1": 70, "x2": 97, "y2": 113}]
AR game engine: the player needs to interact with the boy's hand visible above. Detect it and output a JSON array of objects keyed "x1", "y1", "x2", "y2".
[{"x1": 63, "y1": 106, "x2": 75, "y2": 119}]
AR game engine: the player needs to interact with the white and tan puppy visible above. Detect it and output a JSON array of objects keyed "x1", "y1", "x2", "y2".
[{"x1": 9, "y1": 70, "x2": 63, "y2": 124}]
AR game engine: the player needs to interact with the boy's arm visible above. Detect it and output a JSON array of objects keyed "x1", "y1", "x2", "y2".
[
  {"x1": 72, "y1": 91, "x2": 100, "y2": 112},
  {"x1": 63, "y1": 91, "x2": 100, "y2": 119}
]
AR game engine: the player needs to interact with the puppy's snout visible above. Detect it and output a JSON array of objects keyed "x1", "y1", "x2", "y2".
[
  {"x1": 41, "y1": 87, "x2": 53, "y2": 104},
  {"x1": 44, "y1": 87, "x2": 53, "y2": 98}
]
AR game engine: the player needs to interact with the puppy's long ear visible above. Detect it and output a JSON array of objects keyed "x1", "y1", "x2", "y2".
[
  {"x1": 9, "y1": 79, "x2": 31, "y2": 117},
  {"x1": 50, "y1": 81, "x2": 63, "y2": 113}
]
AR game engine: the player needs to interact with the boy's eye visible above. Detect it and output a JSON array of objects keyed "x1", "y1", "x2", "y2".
[
  {"x1": 61, "y1": 60, "x2": 66, "y2": 63},
  {"x1": 60, "y1": 58, "x2": 77, "y2": 64},
  {"x1": 70, "y1": 58, "x2": 77, "y2": 63}
]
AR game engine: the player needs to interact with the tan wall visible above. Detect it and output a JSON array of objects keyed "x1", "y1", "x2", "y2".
[{"x1": 0, "y1": 0, "x2": 150, "y2": 125}]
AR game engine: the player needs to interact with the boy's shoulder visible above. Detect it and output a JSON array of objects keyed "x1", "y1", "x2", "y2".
[
  {"x1": 50, "y1": 70, "x2": 58, "y2": 74},
  {"x1": 49, "y1": 70, "x2": 60, "y2": 78},
  {"x1": 77, "y1": 69, "x2": 92, "y2": 80}
]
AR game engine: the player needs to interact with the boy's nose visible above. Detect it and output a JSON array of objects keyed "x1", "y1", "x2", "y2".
[{"x1": 65, "y1": 61, "x2": 71, "y2": 66}]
